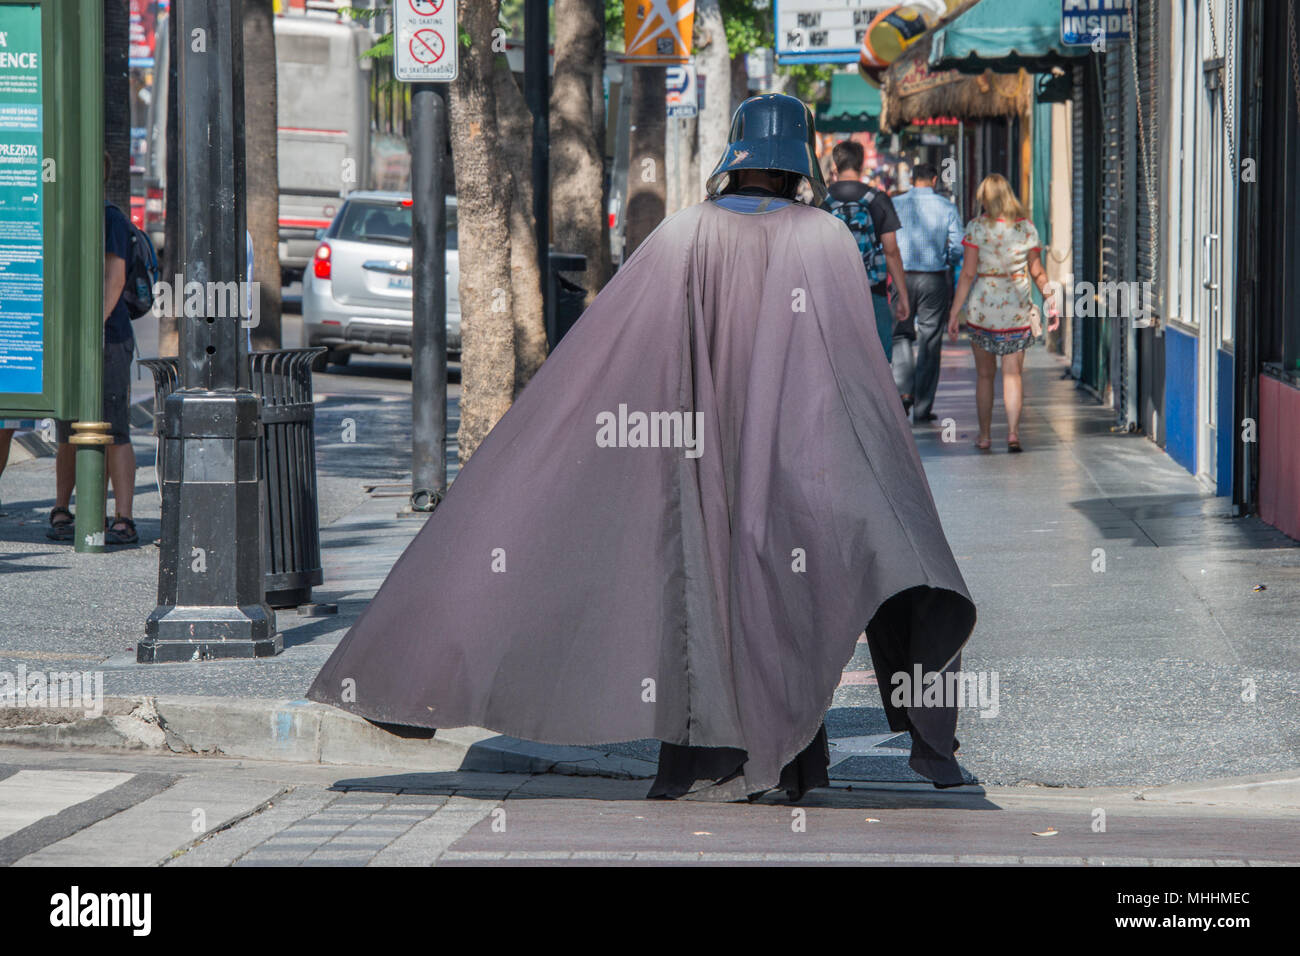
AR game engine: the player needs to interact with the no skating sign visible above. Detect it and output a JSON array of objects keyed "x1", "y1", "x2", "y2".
[{"x1": 394, "y1": 0, "x2": 458, "y2": 82}]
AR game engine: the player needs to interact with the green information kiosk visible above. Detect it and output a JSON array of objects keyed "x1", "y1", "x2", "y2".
[{"x1": 0, "y1": 1, "x2": 106, "y2": 552}]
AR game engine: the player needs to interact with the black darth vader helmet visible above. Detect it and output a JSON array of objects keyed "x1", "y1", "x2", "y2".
[{"x1": 705, "y1": 93, "x2": 828, "y2": 205}]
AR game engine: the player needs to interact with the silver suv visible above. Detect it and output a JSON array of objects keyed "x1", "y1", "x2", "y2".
[{"x1": 302, "y1": 191, "x2": 460, "y2": 370}]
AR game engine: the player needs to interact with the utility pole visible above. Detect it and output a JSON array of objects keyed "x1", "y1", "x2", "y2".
[{"x1": 142, "y1": 0, "x2": 278, "y2": 662}]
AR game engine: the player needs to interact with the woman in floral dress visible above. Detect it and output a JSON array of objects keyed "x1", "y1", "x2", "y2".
[{"x1": 947, "y1": 174, "x2": 1060, "y2": 452}]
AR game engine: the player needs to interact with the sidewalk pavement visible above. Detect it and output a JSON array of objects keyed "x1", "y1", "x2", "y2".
[{"x1": 1, "y1": 339, "x2": 1298, "y2": 800}]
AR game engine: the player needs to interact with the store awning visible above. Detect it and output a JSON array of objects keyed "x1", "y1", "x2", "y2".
[
  {"x1": 880, "y1": 32, "x2": 1030, "y2": 133},
  {"x1": 815, "y1": 73, "x2": 882, "y2": 133},
  {"x1": 929, "y1": 0, "x2": 1089, "y2": 74}
]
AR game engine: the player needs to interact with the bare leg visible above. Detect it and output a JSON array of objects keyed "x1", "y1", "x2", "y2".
[
  {"x1": 107, "y1": 442, "x2": 136, "y2": 520},
  {"x1": 971, "y1": 343, "x2": 996, "y2": 447},
  {"x1": 1001, "y1": 349, "x2": 1025, "y2": 442},
  {"x1": 55, "y1": 443, "x2": 75, "y2": 508}
]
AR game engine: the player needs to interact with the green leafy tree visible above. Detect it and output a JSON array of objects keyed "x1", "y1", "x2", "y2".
[
  {"x1": 719, "y1": 0, "x2": 766, "y2": 56},
  {"x1": 605, "y1": 0, "x2": 623, "y2": 51}
]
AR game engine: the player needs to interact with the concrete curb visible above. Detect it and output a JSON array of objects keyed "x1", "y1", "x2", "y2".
[
  {"x1": 5, "y1": 695, "x2": 1296, "y2": 808},
  {"x1": 8, "y1": 430, "x2": 57, "y2": 463},
  {"x1": 1137, "y1": 771, "x2": 1300, "y2": 811},
  {"x1": 0, "y1": 695, "x2": 659, "y2": 779}
]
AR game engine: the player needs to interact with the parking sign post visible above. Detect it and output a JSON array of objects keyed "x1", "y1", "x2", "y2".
[
  {"x1": 408, "y1": 83, "x2": 448, "y2": 511},
  {"x1": 394, "y1": 0, "x2": 456, "y2": 511}
]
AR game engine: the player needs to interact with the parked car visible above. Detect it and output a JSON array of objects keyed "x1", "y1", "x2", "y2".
[{"x1": 302, "y1": 191, "x2": 460, "y2": 370}]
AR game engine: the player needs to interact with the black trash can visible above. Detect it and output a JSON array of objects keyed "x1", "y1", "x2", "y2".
[
  {"x1": 141, "y1": 348, "x2": 326, "y2": 608},
  {"x1": 553, "y1": 274, "x2": 587, "y2": 342},
  {"x1": 547, "y1": 251, "x2": 588, "y2": 347},
  {"x1": 249, "y1": 349, "x2": 325, "y2": 607}
]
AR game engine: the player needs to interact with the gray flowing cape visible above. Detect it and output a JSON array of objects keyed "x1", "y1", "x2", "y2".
[{"x1": 308, "y1": 195, "x2": 977, "y2": 798}]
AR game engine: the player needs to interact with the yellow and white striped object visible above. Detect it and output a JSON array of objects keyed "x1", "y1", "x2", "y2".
[{"x1": 624, "y1": 0, "x2": 696, "y2": 63}]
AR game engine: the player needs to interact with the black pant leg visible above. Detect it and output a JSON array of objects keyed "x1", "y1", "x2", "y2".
[{"x1": 911, "y1": 273, "x2": 951, "y2": 419}]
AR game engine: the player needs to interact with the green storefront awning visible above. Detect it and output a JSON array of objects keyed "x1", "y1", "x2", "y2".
[
  {"x1": 929, "y1": 0, "x2": 1089, "y2": 74},
  {"x1": 815, "y1": 73, "x2": 881, "y2": 133}
]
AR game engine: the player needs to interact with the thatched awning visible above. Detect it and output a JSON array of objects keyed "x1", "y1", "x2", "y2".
[{"x1": 879, "y1": 32, "x2": 1031, "y2": 134}]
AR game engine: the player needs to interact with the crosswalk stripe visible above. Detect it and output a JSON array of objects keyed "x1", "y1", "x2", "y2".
[
  {"x1": 0, "y1": 770, "x2": 135, "y2": 840},
  {"x1": 15, "y1": 776, "x2": 286, "y2": 867}
]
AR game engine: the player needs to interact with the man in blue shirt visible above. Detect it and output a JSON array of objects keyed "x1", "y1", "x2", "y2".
[
  {"x1": 891, "y1": 162, "x2": 963, "y2": 423},
  {"x1": 48, "y1": 154, "x2": 138, "y2": 545}
]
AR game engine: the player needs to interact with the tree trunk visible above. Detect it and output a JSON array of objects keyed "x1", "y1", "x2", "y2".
[
  {"x1": 666, "y1": 115, "x2": 700, "y2": 213},
  {"x1": 549, "y1": 0, "x2": 611, "y2": 303},
  {"x1": 449, "y1": 0, "x2": 516, "y2": 461},
  {"x1": 694, "y1": 0, "x2": 730, "y2": 196},
  {"x1": 103, "y1": 0, "x2": 130, "y2": 211},
  {"x1": 625, "y1": 65, "x2": 666, "y2": 258},
  {"x1": 494, "y1": 65, "x2": 548, "y2": 395},
  {"x1": 591, "y1": 63, "x2": 607, "y2": 202},
  {"x1": 729, "y1": 54, "x2": 749, "y2": 114},
  {"x1": 684, "y1": 113, "x2": 700, "y2": 205},
  {"x1": 243, "y1": 0, "x2": 282, "y2": 350}
]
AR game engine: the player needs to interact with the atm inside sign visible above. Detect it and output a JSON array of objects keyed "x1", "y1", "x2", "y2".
[{"x1": 395, "y1": 0, "x2": 458, "y2": 83}]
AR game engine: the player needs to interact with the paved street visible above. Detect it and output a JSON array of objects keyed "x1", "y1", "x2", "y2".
[{"x1": 1, "y1": 747, "x2": 1297, "y2": 867}]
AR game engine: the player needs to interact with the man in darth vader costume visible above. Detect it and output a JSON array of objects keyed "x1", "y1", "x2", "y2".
[{"x1": 308, "y1": 94, "x2": 976, "y2": 802}]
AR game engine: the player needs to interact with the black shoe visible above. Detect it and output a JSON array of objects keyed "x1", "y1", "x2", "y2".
[
  {"x1": 917, "y1": 411, "x2": 939, "y2": 422},
  {"x1": 46, "y1": 506, "x2": 74, "y2": 541},
  {"x1": 105, "y1": 515, "x2": 138, "y2": 546}
]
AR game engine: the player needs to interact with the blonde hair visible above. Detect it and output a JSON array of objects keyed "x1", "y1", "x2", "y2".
[{"x1": 975, "y1": 173, "x2": 1027, "y2": 221}]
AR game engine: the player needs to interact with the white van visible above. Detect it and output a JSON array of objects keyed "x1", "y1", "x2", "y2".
[{"x1": 274, "y1": 15, "x2": 372, "y2": 282}]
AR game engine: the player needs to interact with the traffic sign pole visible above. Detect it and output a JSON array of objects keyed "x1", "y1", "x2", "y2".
[
  {"x1": 394, "y1": 0, "x2": 456, "y2": 511},
  {"x1": 409, "y1": 83, "x2": 447, "y2": 510}
]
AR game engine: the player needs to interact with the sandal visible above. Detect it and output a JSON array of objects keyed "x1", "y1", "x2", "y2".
[
  {"x1": 1007, "y1": 438, "x2": 1023, "y2": 453},
  {"x1": 974, "y1": 437, "x2": 991, "y2": 452},
  {"x1": 106, "y1": 515, "x2": 138, "y2": 546},
  {"x1": 46, "y1": 506, "x2": 74, "y2": 541}
]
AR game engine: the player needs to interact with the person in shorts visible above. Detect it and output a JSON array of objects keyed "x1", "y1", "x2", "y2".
[{"x1": 0, "y1": 420, "x2": 38, "y2": 510}]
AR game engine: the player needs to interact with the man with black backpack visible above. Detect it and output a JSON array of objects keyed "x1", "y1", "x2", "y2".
[
  {"x1": 47, "y1": 153, "x2": 149, "y2": 546},
  {"x1": 821, "y1": 140, "x2": 909, "y2": 363}
]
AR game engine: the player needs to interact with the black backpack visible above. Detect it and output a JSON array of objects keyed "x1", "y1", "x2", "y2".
[{"x1": 106, "y1": 202, "x2": 160, "y2": 319}]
